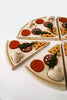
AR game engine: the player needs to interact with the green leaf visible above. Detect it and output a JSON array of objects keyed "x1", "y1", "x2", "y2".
[
  {"x1": 48, "y1": 52, "x2": 57, "y2": 69},
  {"x1": 34, "y1": 30, "x2": 51, "y2": 34},
  {"x1": 18, "y1": 42, "x2": 35, "y2": 49},
  {"x1": 47, "y1": 23, "x2": 53, "y2": 32}
]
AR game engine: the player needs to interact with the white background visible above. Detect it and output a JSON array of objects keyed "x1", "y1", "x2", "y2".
[{"x1": 0, "y1": 0, "x2": 67, "y2": 100}]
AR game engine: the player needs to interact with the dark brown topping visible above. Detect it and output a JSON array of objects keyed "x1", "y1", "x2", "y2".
[
  {"x1": 62, "y1": 22, "x2": 67, "y2": 29},
  {"x1": 44, "y1": 53, "x2": 58, "y2": 68},
  {"x1": 20, "y1": 45, "x2": 32, "y2": 52},
  {"x1": 18, "y1": 43, "x2": 34, "y2": 52},
  {"x1": 31, "y1": 28, "x2": 41, "y2": 35},
  {"x1": 44, "y1": 22, "x2": 53, "y2": 27},
  {"x1": 44, "y1": 22, "x2": 53, "y2": 32}
]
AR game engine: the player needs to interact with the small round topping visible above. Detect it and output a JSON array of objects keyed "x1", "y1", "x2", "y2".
[
  {"x1": 36, "y1": 19, "x2": 44, "y2": 24},
  {"x1": 9, "y1": 40, "x2": 20, "y2": 49},
  {"x1": 44, "y1": 54, "x2": 58, "y2": 65},
  {"x1": 30, "y1": 59, "x2": 44, "y2": 72},
  {"x1": 21, "y1": 29, "x2": 30, "y2": 36},
  {"x1": 62, "y1": 22, "x2": 67, "y2": 28},
  {"x1": 20, "y1": 43, "x2": 32, "y2": 52},
  {"x1": 31, "y1": 28, "x2": 41, "y2": 35},
  {"x1": 44, "y1": 22, "x2": 53, "y2": 27},
  {"x1": 59, "y1": 17, "x2": 67, "y2": 22}
]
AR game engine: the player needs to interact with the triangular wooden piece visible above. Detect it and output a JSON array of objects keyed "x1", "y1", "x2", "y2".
[
  {"x1": 25, "y1": 43, "x2": 66, "y2": 90},
  {"x1": 6, "y1": 40, "x2": 50, "y2": 70},
  {"x1": 17, "y1": 16, "x2": 59, "y2": 40}
]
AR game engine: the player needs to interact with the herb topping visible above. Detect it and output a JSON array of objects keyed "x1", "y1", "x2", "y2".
[
  {"x1": 18, "y1": 42, "x2": 35, "y2": 49},
  {"x1": 47, "y1": 23, "x2": 53, "y2": 32},
  {"x1": 34, "y1": 30, "x2": 51, "y2": 35},
  {"x1": 48, "y1": 52, "x2": 58, "y2": 69}
]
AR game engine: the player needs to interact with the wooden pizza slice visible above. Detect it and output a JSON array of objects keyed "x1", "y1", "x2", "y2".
[
  {"x1": 62, "y1": 41, "x2": 67, "y2": 82},
  {"x1": 17, "y1": 16, "x2": 59, "y2": 40},
  {"x1": 25, "y1": 44, "x2": 66, "y2": 90},
  {"x1": 57, "y1": 17, "x2": 67, "y2": 40},
  {"x1": 6, "y1": 40, "x2": 50, "y2": 70}
]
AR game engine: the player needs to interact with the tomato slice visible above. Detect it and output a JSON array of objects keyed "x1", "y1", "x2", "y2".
[
  {"x1": 59, "y1": 17, "x2": 67, "y2": 22},
  {"x1": 21, "y1": 29, "x2": 30, "y2": 36},
  {"x1": 9, "y1": 40, "x2": 20, "y2": 49},
  {"x1": 30, "y1": 59, "x2": 44, "y2": 72},
  {"x1": 36, "y1": 19, "x2": 44, "y2": 24}
]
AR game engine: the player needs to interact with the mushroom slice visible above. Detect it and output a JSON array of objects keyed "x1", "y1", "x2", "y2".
[
  {"x1": 48, "y1": 66, "x2": 64, "y2": 81},
  {"x1": 48, "y1": 16, "x2": 55, "y2": 22},
  {"x1": 28, "y1": 20, "x2": 36, "y2": 28},
  {"x1": 11, "y1": 49, "x2": 24, "y2": 63}
]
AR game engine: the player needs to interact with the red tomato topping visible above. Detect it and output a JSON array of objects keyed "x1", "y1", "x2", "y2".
[
  {"x1": 59, "y1": 17, "x2": 67, "y2": 22},
  {"x1": 9, "y1": 40, "x2": 20, "y2": 49},
  {"x1": 21, "y1": 29, "x2": 30, "y2": 36},
  {"x1": 30, "y1": 59, "x2": 44, "y2": 72},
  {"x1": 36, "y1": 19, "x2": 44, "y2": 24}
]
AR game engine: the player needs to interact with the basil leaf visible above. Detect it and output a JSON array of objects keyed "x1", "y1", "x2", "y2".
[
  {"x1": 48, "y1": 52, "x2": 57, "y2": 69},
  {"x1": 18, "y1": 42, "x2": 35, "y2": 49},
  {"x1": 34, "y1": 30, "x2": 51, "y2": 34},
  {"x1": 47, "y1": 23, "x2": 53, "y2": 32}
]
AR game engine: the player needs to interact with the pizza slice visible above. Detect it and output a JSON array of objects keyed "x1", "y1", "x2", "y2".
[
  {"x1": 57, "y1": 17, "x2": 67, "y2": 40},
  {"x1": 62, "y1": 41, "x2": 67, "y2": 79},
  {"x1": 25, "y1": 44, "x2": 66, "y2": 90},
  {"x1": 6, "y1": 40, "x2": 50, "y2": 70},
  {"x1": 17, "y1": 16, "x2": 59, "y2": 40}
]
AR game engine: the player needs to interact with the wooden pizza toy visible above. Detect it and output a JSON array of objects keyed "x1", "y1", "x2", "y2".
[{"x1": 6, "y1": 16, "x2": 67, "y2": 90}]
